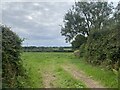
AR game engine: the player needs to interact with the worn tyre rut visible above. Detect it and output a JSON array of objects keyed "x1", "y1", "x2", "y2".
[
  {"x1": 62, "y1": 64, "x2": 106, "y2": 88},
  {"x1": 41, "y1": 65, "x2": 56, "y2": 88}
]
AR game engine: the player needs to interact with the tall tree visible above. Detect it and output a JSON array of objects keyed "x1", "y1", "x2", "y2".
[
  {"x1": 61, "y1": 2, "x2": 113, "y2": 43},
  {"x1": 114, "y1": 1, "x2": 120, "y2": 26}
]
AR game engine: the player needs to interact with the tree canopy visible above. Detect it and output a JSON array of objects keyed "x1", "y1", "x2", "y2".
[
  {"x1": 61, "y1": 2, "x2": 120, "y2": 71},
  {"x1": 61, "y1": 2, "x2": 113, "y2": 43}
]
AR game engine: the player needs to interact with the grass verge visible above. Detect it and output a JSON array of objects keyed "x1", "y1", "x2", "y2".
[{"x1": 69, "y1": 56, "x2": 118, "y2": 88}]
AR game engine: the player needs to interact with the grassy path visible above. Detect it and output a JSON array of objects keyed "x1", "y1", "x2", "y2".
[
  {"x1": 62, "y1": 64, "x2": 105, "y2": 88},
  {"x1": 42, "y1": 65, "x2": 56, "y2": 88},
  {"x1": 22, "y1": 52, "x2": 118, "y2": 88}
]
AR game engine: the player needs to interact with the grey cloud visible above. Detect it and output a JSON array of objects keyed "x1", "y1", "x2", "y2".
[
  {"x1": 2, "y1": 0, "x2": 75, "y2": 3},
  {"x1": 2, "y1": 2, "x2": 74, "y2": 46}
]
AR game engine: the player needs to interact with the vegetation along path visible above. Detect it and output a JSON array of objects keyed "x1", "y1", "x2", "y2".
[
  {"x1": 22, "y1": 52, "x2": 118, "y2": 88},
  {"x1": 62, "y1": 64, "x2": 104, "y2": 88}
]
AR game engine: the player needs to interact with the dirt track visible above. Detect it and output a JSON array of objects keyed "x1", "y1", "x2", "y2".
[
  {"x1": 62, "y1": 64, "x2": 105, "y2": 88},
  {"x1": 42, "y1": 63, "x2": 105, "y2": 88}
]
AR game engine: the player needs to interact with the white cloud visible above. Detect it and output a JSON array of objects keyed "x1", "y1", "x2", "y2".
[
  {"x1": 44, "y1": 8, "x2": 49, "y2": 11},
  {"x1": 26, "y1": 15, "x2": 33, "y2": 20},
  {"x1": 33, "y1": 3, "x2": 40, "y2": 6}
]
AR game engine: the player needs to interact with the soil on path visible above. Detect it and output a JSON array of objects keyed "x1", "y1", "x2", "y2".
[
  {"x1": 42, "y1": 66, "x2": 56, "y2": 88},
  {"x1": 62, "y1": 64, "x2": 105, "y2": 88},
  {"x1": 41, "y1": 63, "x2": 105, "y2": 88}
]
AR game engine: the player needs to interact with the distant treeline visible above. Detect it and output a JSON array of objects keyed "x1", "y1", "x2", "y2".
[{"x1": 22, "y1": 46, "x2": 73, "y2": 52}]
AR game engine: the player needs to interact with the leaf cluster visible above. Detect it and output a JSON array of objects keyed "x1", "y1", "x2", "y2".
[{"x1": 2, "y1": 25, "x2": 26, "y2": 88}]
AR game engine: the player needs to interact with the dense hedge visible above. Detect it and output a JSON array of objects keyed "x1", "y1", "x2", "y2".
[
  {"x1": 83, "y1": 28, "x2": 120, "y2": 70},
  {"x1": 75, "y1": 2, "x2": 120, "y2": 71},
  {"x1": 2, "y1": 25, "x2": 25, "y2": 88}
]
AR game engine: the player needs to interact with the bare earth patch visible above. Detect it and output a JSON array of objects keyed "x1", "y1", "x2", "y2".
[
  {"x1": 41, "y1": 66, "x2": 56, "y2": 88},
  {"x1": 62, "y1": 64, "x2": 105, "y2": 88}
]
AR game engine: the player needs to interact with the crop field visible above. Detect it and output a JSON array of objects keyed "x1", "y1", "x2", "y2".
[{"x1": 22, "y1": 52, "x2": 118, "y2": 88}]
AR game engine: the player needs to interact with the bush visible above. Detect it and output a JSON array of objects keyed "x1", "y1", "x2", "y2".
[
  {"x1": 74, "y1": 50, "x2": 80, "y2": 57},
  {"x1": 79, "y1": 44, "x2": 86, "y2": 57},
  {"x1": 85, "y1": 28, "x2": 120, "y2": 70},
  {"x1": 2, "y1": 25, "x2": 25, "y2": 88},
  {"x1": 71, "y1": 34, "x2": 87, "y2": 50}
]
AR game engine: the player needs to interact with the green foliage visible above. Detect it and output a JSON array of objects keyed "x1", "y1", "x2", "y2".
[
  {"x1": 83, "y1": 2, "x2": 120, "y2": 69},
  {"x1": 79, "y1": 44, "x2": 86, "y2": 57},
  {"x1": 61, "y1": 1, "x2": 120, "y2": 71},
  {"x1": 61, "y1": 2, "x2": 113, "y2": 43},
  {"x1": 71, "y1": 34, "x2": 87, "y2": 50},
  {"x1": 2, "y1": 25, "x2": 26, "y2": 88},
  {"x1": 85, "y1": 28, "x2": 120, "y2": 70}
]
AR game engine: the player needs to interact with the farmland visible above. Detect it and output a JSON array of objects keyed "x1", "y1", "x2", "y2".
[
  {"x1": 2, "y1": 1, "x2": 120, "y2": 89},
  {"x1": 22, "y1": 52, "x2": 118, "y2": 88}
]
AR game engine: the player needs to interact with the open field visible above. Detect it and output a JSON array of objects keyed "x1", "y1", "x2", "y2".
[{"x1": 22, "y1": 52, "x2": 118, "y2": 88}]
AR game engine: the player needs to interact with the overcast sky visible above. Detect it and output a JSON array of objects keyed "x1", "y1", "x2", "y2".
[
  {"x1": 1, "y1": 0, "x2": 119, "y2": 46},
  {"x1": 2, "y1": 2, "x2": 75, "y2": 46}
]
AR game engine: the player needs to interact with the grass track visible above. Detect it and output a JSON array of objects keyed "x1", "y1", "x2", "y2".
[{"x1": 22, "y1": 52, "x2": 118, "y2": 88}]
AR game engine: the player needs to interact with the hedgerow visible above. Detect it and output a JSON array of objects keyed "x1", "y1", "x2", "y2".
[
  {"x1": 2, "y1": 25, "x2": 26, "y2": 88},
  {"x1": 85, "y1": 28, "x2": 120, "y2": 71}
]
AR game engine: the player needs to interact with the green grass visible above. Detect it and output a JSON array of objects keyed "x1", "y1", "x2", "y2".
[
  {"x1": 21, "y1": 52, "x2": 118, "y2": 88},
  {"x1": 54, "y1": 67, "x2": 85, "y2": 88},
  {"x1": 68, "y1": 56, "x2": 118, "y2": 88},
  {"x1": 22, "y1": 53, "x2": 44, "y2": 88},
  {"x1": 22, "y1": 52, "x2": 86, "y2": 88}
]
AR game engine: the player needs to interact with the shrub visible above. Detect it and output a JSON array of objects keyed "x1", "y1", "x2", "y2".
[
  {"x1": 71, "y1": 34, "x2": 87, "y2": 50},
  {"x1": 85, "y1": 28, "x2": 120, "y2": 70},
  {"x1": 2, "y1": 25, "x2": 25, "y2": 88},
  {"x1": 74, "y1": 50, "x2": 80, "y2": 57},
  {"x1": 79, "y1": 44, "x2": 86, "y2": 57}
]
